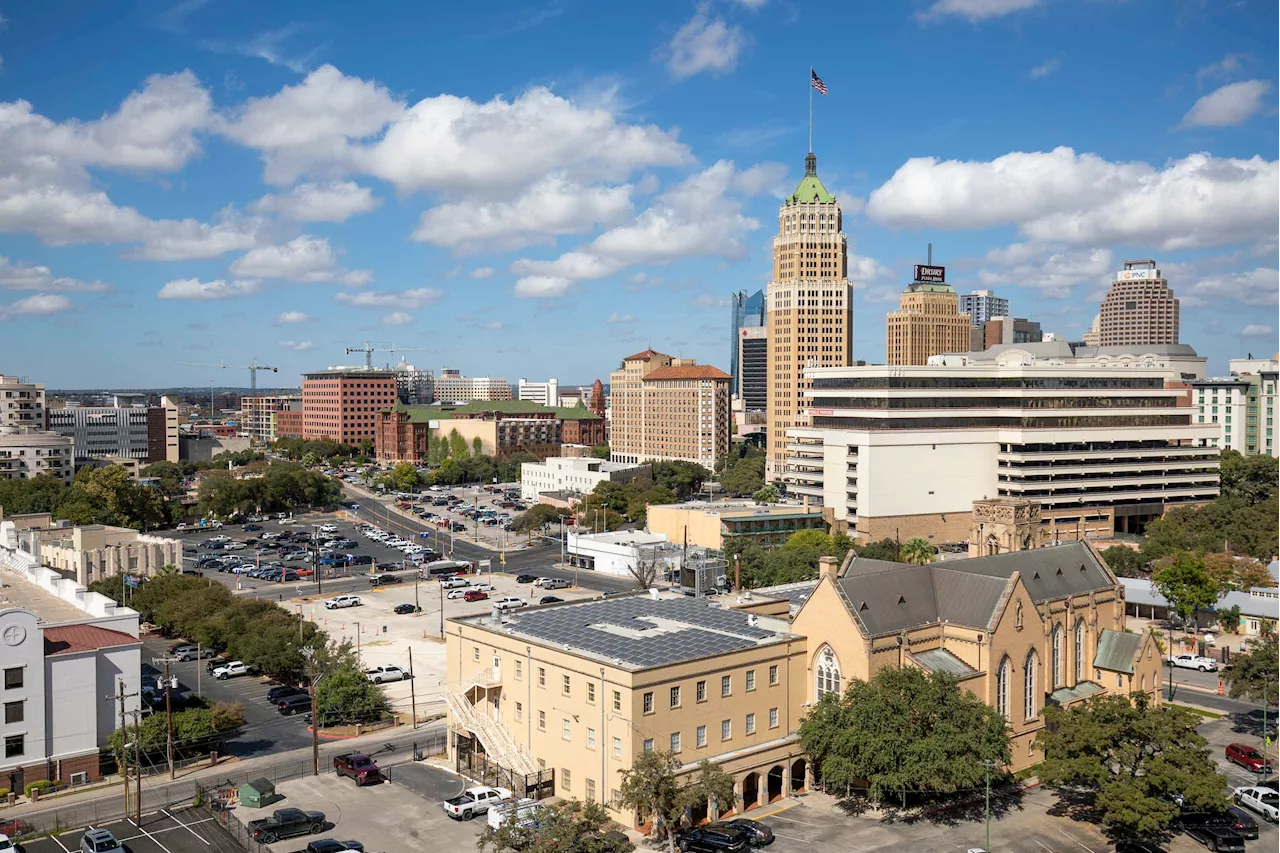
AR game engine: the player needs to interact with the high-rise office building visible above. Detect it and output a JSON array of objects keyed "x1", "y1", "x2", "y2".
[
  {"x1": 394, "y1": 361, "x2": 435, "y2": 405},
  {"x1": 1097, "y1": 260, "x2": 1179, "y2": 346},
  {"x1": 1190, "y1": 356, "x2": 1279, "y2": 458},
  {"x1": 765, "y1": 152, "x2": 854, "y2": 481},
  {"x1": 729, "y1": 289, "x2": 766, "y2": 399},
  {"x1": 609, "y1": 350, "x2": 730, "y2": 470},
  {"x1": 46, "y1": 405, "x2": 178, "y2": 463},
  {"x1": 738, "y1": 326, "x2": 768, "y2": 412},
  {"x1": 886, "y1": 262, "x2": 971, "y2": 366},
  {"x1": 518, "y1": 378, "x2": 560, "y2": 407},
  {"x1": 959, "y1": 290, "x2": 1009, "y2": 328},
  {"x1": 434, "y1": 369, "x2": 512, "y2": 404},
  {"x1": 301, "y1": 368, "x2": 397, "y2": 443}
]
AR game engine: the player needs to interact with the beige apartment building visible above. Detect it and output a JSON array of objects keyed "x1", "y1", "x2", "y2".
[
  {"x1": 646, "y1": 501, "x2": 829, "y2": 551},
  {"x1": 1098, "y1": 260, "x2": 1180, "y2": 347},
  {"x1": 886, "y1": 273, "x2": 971, "y2": 366},
  {"x1": 766, "y1": 153, "x2": 854, "y2": 482},
  {"x1": 445, "y1": 541, "x2": 1160, "y2": 826},
  {"x1": 608, "y1": 351, "x2": 731, "y2": 470}
]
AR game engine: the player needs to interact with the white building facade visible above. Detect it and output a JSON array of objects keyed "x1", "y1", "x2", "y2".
[
  {"x1": 517, "y1": 378, "x2": 560, "y2": 407},
  {"x1": 435, "y1": 370, "x2": 512, "y2": 404},
  {"x1": 520, "y1": 456, "x2": 651, "y2": 502},
  {"x1": 0, "y1": 431, "x2": 75, "y2": 483},
  {"x1": 784, "y1": 352, "x2": 1219, "y2": 543},
  {"x1": 563, "y1": 530, "x2": 679, "y2": 578},
  {"x1": 0, "y1": 375, "x2": 45, "y2": 431},
  {"x1": 46, "y1": 406, "x2": 149, "y2": 460}
]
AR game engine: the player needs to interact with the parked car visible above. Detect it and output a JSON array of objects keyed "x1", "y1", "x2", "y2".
[
  {"x1": 243, "y1": 524, "x2": 262, "y2": 532},
  {"x1": 366, "y1": 665, "x2": 409, "y2": 684},
  {"x1": 168, "y1": 642, "x2": 198, "y2": 656},
  {"x1": 675, "y1": 827, "x2": 752, "y2": 853},
  {"x1": 447, "y1": 588, "x2": 471, "y2": 600},
  {"x1": 247, "y1": 809, "x2": 327, "y2": 843},
  {"x1": 305, "y1": 840, "x2": 364, "y2": 853},
  {"x1": 177, "y1": 646, "x2": 215, "y2": 662},
  {"x1": 1233, "y1": 786, "x2": 1279, "y2": 822},
  {"x1": 267, "y1": 685, "x2": 307, "y2": 703},
  {"x1": 715, "y1": 819, "x2": 774, "y2": 846},
  {"x1": 223, "y1": 542, "x2": 247, "y2": 551},
  {"x1": 277, "y1": 694, "x2": 312, "y2": 716},
  {"x1": 393, "y1": 603, "x2": 422, "y2": 615},
  {"x1": 368, "y1": 573, "x2": 402, "y2": 585},
  {"x1": 212, "y1": 661, "x2": 248, "y2": 680},
  {"x1": 206, "y1": 656, "x2": 229, "y2": 673},
  {"x1": 440, "y1": 578, "x2": 470, "y2": 590},
  {"x1": 1226, "y1": 743, "x2": 1273, "y2": 774},
  {"x1": 492, "y1": 597, "x2": 527, "y2": 612},
  {"x1": 80, "y1": 829, "x2": 123, "y2": 853},
  {"x1": 441, "y1": 786, "x2": 512, "y2": 821},
  {"x1": 538, "y1": 578, "x2": 570, "y2": 591},
  {"x1": 324, "y1": 595, "x2": 362, "y2": 609},
  {"x1": 333, "y1": 753, "x2": 383, "y2": 786},
  {"x1": 515, "y1": 574, "x2": 537, "y2": 584},
  {"x1": 538, "y1": 596, "x2": 564, "y2": 605},
  {"x1": 1180, "y1": 822, "x2": 1245, "y2": 852},
  {"x1": 463, "y1": 590, "x2": 490, "y2": 602},
  {"x1": 1167, "y1": 654, "x2": 1219, "y2": 672}
]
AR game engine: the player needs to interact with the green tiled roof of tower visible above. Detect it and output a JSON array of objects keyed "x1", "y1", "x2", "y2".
[{"x1": 786, "y1": 152, "x2": 835, "y2": 205}]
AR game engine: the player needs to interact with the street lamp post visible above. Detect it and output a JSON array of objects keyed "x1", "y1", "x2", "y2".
[{"x1": 980, "y1": 759, "x2": 997, "y2": 853}]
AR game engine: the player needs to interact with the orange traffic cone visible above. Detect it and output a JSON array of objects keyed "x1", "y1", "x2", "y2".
[{"x1": 1217, "y1": 680, "x2": 1224, "y2": 695}]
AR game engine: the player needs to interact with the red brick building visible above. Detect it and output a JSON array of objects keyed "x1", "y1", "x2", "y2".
[
  {"x1": 557, "y1": 404, "x2": 606, "y2": 446},
  {"x1": 302, "y1": 368, "x2": 397, "y2": 444},
  {"x1": 276, "y1": 407, "x2": 304, "y2": 439},
  {"x1": 374, "y1": 400, "x2": 606, "y2": 463}
]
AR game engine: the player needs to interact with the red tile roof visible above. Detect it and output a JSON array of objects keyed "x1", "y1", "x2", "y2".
[
  {"x1": 643, "y1": 365, "x2": 732, "y2": 381},
  {"x1": 44, "y1": 624, "x2": 141, "y2": 656},
  {"x1": 622, "y1": 349, "x2": 668, "y2": 361}
]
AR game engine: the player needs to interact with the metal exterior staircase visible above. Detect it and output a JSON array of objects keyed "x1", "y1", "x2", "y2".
[{"x1": 446, "y1": 671, "x2": 538, "y2": 776}]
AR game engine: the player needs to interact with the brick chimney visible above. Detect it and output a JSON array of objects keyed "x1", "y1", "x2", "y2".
[{"x1": 819, "y1": 555, "x2": 839, "y2": 583}]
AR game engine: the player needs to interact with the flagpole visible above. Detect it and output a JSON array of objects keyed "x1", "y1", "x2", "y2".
[{"x1": 808, "y1": 65, "x2": 813, "y2": 153}]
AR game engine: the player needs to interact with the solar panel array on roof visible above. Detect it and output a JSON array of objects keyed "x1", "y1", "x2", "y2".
[{"x1": 495, "y1": 595, "x2": 779, "y2": 668}]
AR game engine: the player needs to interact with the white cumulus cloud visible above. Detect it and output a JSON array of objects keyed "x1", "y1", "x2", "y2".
[
  {"x1": 274, "y1": 310, "x2": 312, "y2": 324},
  {"x1": 470, "y1": 267, "x2": 495, "y2": 279},
  {"x1": 250, "y1": 180, "x2": 380, "y2": 222},
  {"x1": 0, "y1": 293, "x2": 75, "y2": 320},
  {"x1": 1180, "y1": 80, "x2": 1272, "y2": 128},
  {"x1": 381, "y1": 311, "x2": 413, "y2": 326},
  {"x1": 917, "y1": 0, "x2": 1042, "y2": 22},
  {"x1": 156, "y1": 278, "x2": 260, "y2": 300},
  {"x1": 0, "y1": 256, "x2": 110, "y2": 292},
  {"x1": 607, "y1": 311, "x2": 634, "y2": 324},
  {"x1": 278, "y1": 340, "x2": 315, "y2": 351},
  {"x1": 665, "y1": 9, "x2": 748, "y2": 79},
  {"x1": 513, "y1": 276, "x2": 573, "y2": 299},
  {"x1": 1241, "y1": 324, "x2": 1275, "y2": 338},
  {"x1": 229, "y1": 235, "x2": 371, "y2": 285},
  {"x1": 334, "y1": 287, "x2": 443, "y2": 309}
]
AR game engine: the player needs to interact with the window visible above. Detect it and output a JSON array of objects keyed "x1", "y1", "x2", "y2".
[
  {"x1": 769, "y1": 708, "x2": 779, "y2": 729},
  {"x1": 562, "y1": 675, "x2": 571, "y2": 696},
  {"x1": 3, "y1": 668, "x2": 21, "y2": 690},
  {"x1": 670, "y1": 686, "x2": 681, "y2": 708},
  {"x1": 816, "y1": 647, "x2": 841, "y2": 698},
  {"x1": 612, "y1": 690, "x2": 622, "y2": 712},
  {"x1": 562, "y1": 719, "x2": 572, "y2": 740},
  {"x1": 995, "y1": 656, "x2": 1010, "y2": 719},
  {"x1": 670, "y1": 732, "x2": 682, "y2": 753},
  {"x1": 643, "y1": 738, "x2": 654, "y2": 752},
  {"x1": 473, "y1": 647, "x2": 480, "y2": 662},
  {"x1": 587, "y1": 727, "x2": 596, "y2": 749},
  {"x1": 515, "y1": 660, "x2": 522, "y2": 680},
  {"x1": 721, "y1": 719, "x2": 731, "y2": 741},
  {"x1": 3, "y1": 734, "x2": 22, "y2": 758},
  {"x1": 643, "y1": 692, "x2": 654, "y2": 714},
  {"x1": 696, "y1": 680, "x2": 707, "y2": 702},
  {"x1": 1117, "y1": 672, "x2": 1123, "y2": 688},
  {"x1": 745, "y1": 713, "x2": 756, "y2": 735},
  {"x1": 769, "y1": 665, "x2": 779, "y2": 686},
  {"x1": 585, "y1": 778, "x2": 596, "y2": 802},
  {"x1": 1074, "y1": 621, "x2": 1084, "y2": 685},
  {"x1": 612, "y1": 736, "x2": 622, "y2": 758},
  {"x1": 562, "y1": 769, "x2": 571, "y2": 790},
  {"x1": 696, "y1": 725, "x2": 707, "y2": 747},
  {"x1": 721, "y1": 675, "x2": 732, "y2": 697},
  {"x1": 515, "y1": 702, "x2": 523, "y2": 721},
  {"x1": 1024, "y1": 651, "x2": 1038, "y2": 720},
  {"x1": 746, "y1": 670, "x2": 756, "y2": 691},
  {"x1": 587, "y1": 683, "x2": 596, "y2": 705},
  {"x1": 1051, "y1": 625, "x2": 1063, "y2": 689},
  {"x1": 538, "y1": 667, "x2": 546, "y2": 688},
  {"x1": 3, "y1": 701, "x2": 22, "y2": 724},
  {"x1": 538, "y1": 710, "x2": 546, "y2": 731}
]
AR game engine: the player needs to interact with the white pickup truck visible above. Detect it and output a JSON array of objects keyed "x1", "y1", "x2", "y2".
[
  {"x1": 1166, "y1": 653, "x2": 1219, "y2": 672},
  {"x1": 324, "y1": 595, "x2": 362, "y2": 610},
  {"x1": 441, "y1": 786, "x2": 512, "y2": 821},
  {"x1": 1234, "y1": 786, "x2": 1279, "y2": 822},
  {"x1": 212, "y1": 661, "x2": 248, "y2": 680},
  {"x1": 365, "y1": 665, "x2": 409, "y2": 684}
]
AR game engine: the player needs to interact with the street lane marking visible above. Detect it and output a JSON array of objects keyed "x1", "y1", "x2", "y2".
[
  {"x1": 1057, "y1": 828, "x2": 1097, "y2": 852},
  {"x1": 765, "y1": 813, "x2": 823, "y2": 826}
]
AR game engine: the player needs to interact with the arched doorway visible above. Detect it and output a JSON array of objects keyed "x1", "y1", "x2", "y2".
[
  {"x1": 742, "y1": 772, "x2": 760, "y2": 812},
  {"x1": 688, "y1": 799, "x2": 709, "y2": 826},
  {"x1": 789, "y1": 759, "x2": 807, "y2": 794},
  {"x1": 766, "y1": 766, "x2": 784, "y2": 803}
]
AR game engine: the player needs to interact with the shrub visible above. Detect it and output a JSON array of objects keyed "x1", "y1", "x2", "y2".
[{"x1": 24, "y1": 779, "x2": 60, "y2": 797}]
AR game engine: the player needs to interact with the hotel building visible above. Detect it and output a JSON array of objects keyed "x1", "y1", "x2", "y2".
[{"x1": 609, "y1": 351, "x2": 731, "y2": 470}]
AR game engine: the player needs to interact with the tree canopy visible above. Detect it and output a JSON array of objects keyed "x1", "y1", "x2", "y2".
[
  {"x1": 510, "y1": 503, "x2": 572, "y2": 533},
  {"x1": 314, "y1": 661, "x2": 390, "y2": 725},
  {"x1": 1221, "y1": 637, "x2": 1279, "y2": 704},
  {"x1": 1151, "y1": 551, "x2": 1223, "y2": 631},
  {"x1": 197, "y1": 463, "x2": 341, "y2": 519},
  {"x1": 587, "y1": 477, "x2": 676, "y2": 525},
  {"x1": 649, "y1": 460, "x2": 711, "y2": 499},
  {"x1": 798, "y1": 666, "x2": 1010, "y2": 806},
  {"x1": 477, "y1": 799, "x2": 633, "y2": 853},
  {"x1": 1219, "y1": 449, "x2": 1279, "y2": 505},
  {"x1": 899, "y1": 537, "x2": 935, "y2": 565},
  {"x1": 0, "y1": 465, "x2": 176, "y2": 531},
  {"x1": 618, "y1": 751, "x2": 734, "y2": 848},
  {"x1": 1099, "y1": 546, "x2": 1147, "y2": 578},
  {"x1": 1035, "y1": 694, "x2": 1227, "y2": 843}
]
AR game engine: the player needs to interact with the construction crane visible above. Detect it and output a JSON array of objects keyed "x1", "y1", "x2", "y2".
[
  {"x1": 344, "y1": 341, "x2": 426, "y2": 369},
  {"x1": 177, "y1": 357, "x2": 279, "y2": 392}
]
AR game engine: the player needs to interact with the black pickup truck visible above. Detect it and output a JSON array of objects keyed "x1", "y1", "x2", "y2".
[{"x1": 247, "y1": 809, "x2": 327, "y2": 843}]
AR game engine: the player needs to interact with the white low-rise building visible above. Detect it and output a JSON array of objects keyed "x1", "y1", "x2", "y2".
[
  {"x1": 0, "y1": 526, "x2": 142, "y2": 789},
  {"x1": 520, "y1": 456, "x2": 651, "y2": 502},
  {"x1": 564, "y1": 530, "x2": 680, "y2": 578},
  {"x1": 11, "y1": 521, "x2": 181, "y2": 586}
]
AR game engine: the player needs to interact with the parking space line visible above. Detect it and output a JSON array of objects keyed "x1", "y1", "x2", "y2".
[
  {"x1": 130, "y1": 818, "x2": 176, "y2": 853},
  {"x1": 766, "y1": 813, "x2": 823, "y2": 826},
  {"x1": 49, "y1": 832, "x2": 73, "y2": 853},
  {"x1": 1056, "y1": 829, "x2": 1096, "y2": 853},
  {"x1": 161, "y1": 809, "x2": 213, "y2": 845},
  {"x1": 1033, "y1": 841, "x2": 1056, "y2": 852}
]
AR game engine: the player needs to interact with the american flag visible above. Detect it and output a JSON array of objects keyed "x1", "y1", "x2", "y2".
[{"x1": 810, "y1": 69, "x2": 827, "y2": 95}]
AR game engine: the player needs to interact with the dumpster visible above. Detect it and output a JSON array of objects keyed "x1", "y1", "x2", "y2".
[{"x1": 239, "y1": 778, "x2": 277, "y2": 808}]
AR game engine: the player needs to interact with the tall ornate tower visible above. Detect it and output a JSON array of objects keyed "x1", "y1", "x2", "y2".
[
  {"x1": 969, "y1": 497, "x2": 1043, "y2": 557},
  {"x1": 766, "y1": 152, "x2": 854, "y2": 483},
  {"x1": 588, "y1": 379, "x2": 606, "y2": 418},
  {"x1": 886, "y1": 263, "x2": 971, "y2": 366}
]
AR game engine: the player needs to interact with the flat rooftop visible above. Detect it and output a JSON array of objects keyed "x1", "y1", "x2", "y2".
[
  {"x1": 0, "y1": 570, "x2": 96, "y2": 623},
  {"x1": 658, "y1": 501, "x2": 824, "y2": 515},
  {"x1": 458, "y1": 592, "x2": 794, "y2": 670},
  {"x1": 570, "y1": 531, "x2": 671, "y2": 547}
]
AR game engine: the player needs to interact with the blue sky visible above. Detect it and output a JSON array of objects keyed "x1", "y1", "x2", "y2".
[{"x1": 0, "y1": 0, "x2": 1275, "y2": 388}]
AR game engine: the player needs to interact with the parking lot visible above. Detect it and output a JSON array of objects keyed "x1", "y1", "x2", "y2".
[
  {"x1": 348, "y1": 482, "x2": 529, "y2": 553},
  {"x1": 16, "y1": 808, "x2": 244, "y2": 853}
]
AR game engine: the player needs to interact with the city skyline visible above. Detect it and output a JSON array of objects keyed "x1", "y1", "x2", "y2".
[{"x1": 0, "y1": 0, "x2": 1275, "y2": 387}]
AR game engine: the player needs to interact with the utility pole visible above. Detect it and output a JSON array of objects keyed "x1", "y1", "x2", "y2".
[
  {"x1": 164, "y1": 660, "x2": 175, "y2": 779},
  {"x1": 302, "y1": 647, "x2": 320, "y2": 776},
  {"x1": 981, "y1": 759, "x2": 997, "y2": 853},
  {"x1": 438, "y1": 583, "x2": 444, "y2": 638},
  {"x1": 133, "y1": 706, "x2": 143, "y2": 824},
  {"x1": 414, "y1": 572, "x2": 420, "y2": 616},
  {"x1": 116, "y1": 681, "x2": 129, "y2": 819},
  {"x1": 409, "y1": 647, "x2": 417, "y2": 729}
]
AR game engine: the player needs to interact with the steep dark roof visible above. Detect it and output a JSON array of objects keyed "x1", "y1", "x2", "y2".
[{"x1": 941, "y1": 543, "x2": 1115, "y2": 603}]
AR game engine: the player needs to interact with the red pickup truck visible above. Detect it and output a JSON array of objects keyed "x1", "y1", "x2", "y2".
[{"x1": 332, "y1": 753, "x2": 382, "y2": 786}]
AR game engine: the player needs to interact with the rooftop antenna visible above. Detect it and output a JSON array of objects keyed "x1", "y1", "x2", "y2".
[{"x1": 927, "y1": 243, "x2": 933, "y2": 265}]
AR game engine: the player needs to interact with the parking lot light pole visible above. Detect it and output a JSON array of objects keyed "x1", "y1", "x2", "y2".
[{"x1": 981, "y1": 759, "x2": 997, "y2": 853}]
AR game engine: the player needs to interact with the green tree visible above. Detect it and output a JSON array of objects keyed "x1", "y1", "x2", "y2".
[
  {"x1": 472, "y1": 436, "x2": 484, "y2": 457},
  {"x1": 449, "y1": 429, "x2": 469, "y2": 459},
  {"x1": 618, "y1": 751, "x2": 734, "y2": 849},
  {"x1": 1221, "y1": 638, "x2": 1279, "y2": 704},
  {"x1": 899, "y1": 537, "x2": 935, "y2": 565},
  {"x1": 1151, "y1": 551, "x2": 1222, "y2": 637},
  {"x1": 1099, "y1": 545, "x2": 1146, "y2": 578},
  {"x1": 300, "y1": 451, "x2": 319, "y2": 468},
  {"x1": 314, "y1": 663, "x2": 390, "y2": 725},
  {"x1": 510, "y1": 504, "x2": 570, "y2": 533},
  {"x1": 357, "y1": 438, "x2": 374, "y2": 456},
  {"x1": 1219, "y1": 449, "x2": 1279, "y2": 505},
  {"x1": 798, "y1": 666, "x2": 1010, "y2": 806},
  {"x1": 0, "y1": 473, "x2": 67, "y2": 514},
  {"x1": 140, "y1": 461, "x2": 186, "y2": 496},
  {"x1": 1035, "y1": 694, "x2": 1227, "y2": 843},
  {"x1": 1215, "y1": 604, "x2": 1242, "y2": 634},
  {"x1": 477, "y1": 798, "x2": 632, "y2": 853},
  {"x1": 649, "y1": 460, "x2": 711, "y2": 499},
  {"x1": 677, "y1": 760, "x2": 736, "y2": 823},
  {"x1": 384, "y1": 461, "x2": 421, "y2": 491},
  {"x1": 752, "y1": 485, "x2": 780, "y2": 504},
  {"x1": 1142, "y1": 495, "x2": 1278, "y2": 561},
  {"x1": 718, "y1": 455, "x2": 765, "y2": 496},
  {"x1": 854, "y1": 538, "x2": 903, "y2": 562},
  {"x1": 590, "y1": 443, "x2": 611, "y2": 459}
]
